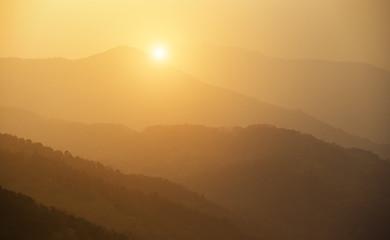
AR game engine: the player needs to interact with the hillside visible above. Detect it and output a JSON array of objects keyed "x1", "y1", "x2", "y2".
[
  {"x1": 0, "y1": 46, "x2": 388, "y2": 158},
  {"x1": 171, "y1": 45, "x2": 390, "y2": 144},
  {"x1": 180, "y1": 125, "x2": 390, "y2": 240},
  {"x1": 0, "y1": 133, "x2": 252, "y2": 240},
  {"x1": 1, "y1": 123, "x2": 389, "y2": 239},
  {"x1": 1, "y1": 106, "x2": 389, "y2": 173},
  {"x1": 0, "y1": 186, "x2": 128, "y2": 240}
]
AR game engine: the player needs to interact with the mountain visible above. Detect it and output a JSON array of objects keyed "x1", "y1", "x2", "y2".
[
  {"x1": 0, "y1": 133, "x2": 252, "y2": 240},
  {"x1": 178, "y1": 125, "x2": 390, "y2": 240},
  {"x1": 0, "y1": 186, "x2": 128, "y2": 240},
  {"x1": 2, "y1": 122, "x2": 389, "y2": 239},
  {"x1": 1, "y1": 106, "x2": 389, "y2": 172},
  {"x1": 0, "y1": 46, "x2": 389, "y2": 158},
  {"x1": 171, "y1": 45, "x2": 390, "y2": 144}
]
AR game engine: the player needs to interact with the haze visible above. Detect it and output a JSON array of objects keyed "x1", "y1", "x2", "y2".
[
  {"x1": 1, "y1": 0, "x2": 389, "y2": 69},
  {"x1": 1, "y1": 1, "x2": 390, "y2": 240}
]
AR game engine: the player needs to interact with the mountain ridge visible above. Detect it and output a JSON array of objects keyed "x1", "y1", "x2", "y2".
[
  {"x1": 0, "y1": 133, "x2": 253, "y2": 240},
  {"x1": 171, "y1": 45, "x2": 390, "y2": 144},
  {"x1": 0, "y1": 46, "x2": 389, "y2": 159},
  {"x1": 1, "y1": 105, "x2": 389, "y2": 161}
]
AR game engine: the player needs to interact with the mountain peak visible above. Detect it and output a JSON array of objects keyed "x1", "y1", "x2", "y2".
[{"x1": 85, "y1": 45, "x2": 147, "y2": 62}]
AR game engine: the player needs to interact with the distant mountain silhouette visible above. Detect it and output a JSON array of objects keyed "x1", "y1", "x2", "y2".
[
  {"x1": 0, "y1": 186, "x2": 128, "y2": 240},
  {"x1": 0, "y1": 46, "x2": 388, "y2": 158},
  {"x1": 171, "y1": 45, "x2": 390, "y2": 144},
  {"x1": 0, "y1": 133, "x2": 252, "y2": 240},
  {"x1": 1, "y1": 106, "x2": 389, "y2": 165}
]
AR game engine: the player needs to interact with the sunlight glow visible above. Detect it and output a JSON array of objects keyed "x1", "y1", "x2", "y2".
[{"x1": 152, "y1": 47, "x2": 167, "y2": 61}]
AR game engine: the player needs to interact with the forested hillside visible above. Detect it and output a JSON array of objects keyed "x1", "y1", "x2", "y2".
[
  {"x1": 1, "y1": 124, "x2": 389, "y2": 239},
  {"x1": 0, "y1": 186, "x2": 128, "y2": 240},
  {"x1": 0, "y1": 133, "x2": 253, "y2": 240}
]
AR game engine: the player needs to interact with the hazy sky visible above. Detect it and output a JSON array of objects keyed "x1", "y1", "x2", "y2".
[{"x1": 1, "y1": 0, "x2": 389, "y2": 69}]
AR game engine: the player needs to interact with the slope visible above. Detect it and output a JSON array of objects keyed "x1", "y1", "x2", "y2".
[
  {"x1": 2, "y1": 121, "x2": 389, "y2": 239},
  {"x1": 0, "y1": 186, "x2": 128, "y2": 240},
  {"x1": 0, "y1": 133, "x2": 253, "y2": 240},
  {"x1": 1, "y1": 106, "x2": 389, "y2": 169},
  {"x1": 0, "y1": 46, "x2": 388, "y2": 158},
  {"x1": 182, "y1": 125, "x2": 390, "y2": 240},
  {"x1": 171, "y1": 45, "x2": 390, "y2": 144}
]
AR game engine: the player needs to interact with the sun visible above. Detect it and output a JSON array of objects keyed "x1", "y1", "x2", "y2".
[{"x1": 152, "y1": 47, "x2": 167, "y2": 61}]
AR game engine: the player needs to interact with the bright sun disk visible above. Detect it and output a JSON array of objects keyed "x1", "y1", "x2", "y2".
[{"x1": 153, "y1": 47, "x2": 166, "y2": 61}]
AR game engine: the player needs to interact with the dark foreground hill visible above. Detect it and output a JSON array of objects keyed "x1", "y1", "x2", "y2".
[
  {"x1": 0, "y1": 46, "x2": 388, "y2": 158},
  {"x1": 0, "y1": 133, "x2": 253, "y2": 240},
  {"x1": 0, "y1": 186, "x2": 128, "y2": 240},
  {"x1": 1, "y1": 122, "x2": 390, "y2": 239},
  {"x1": 3, "y1": 120, "x2": 390, "y2": 239},
  {"x1": 57, "y1": 122, "x2": 389, "y2": 240}
]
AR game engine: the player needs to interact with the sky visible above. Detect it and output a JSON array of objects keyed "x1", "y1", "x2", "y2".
[{"x1": 1, "y1": 0, "x2": 389, "y2": 69}]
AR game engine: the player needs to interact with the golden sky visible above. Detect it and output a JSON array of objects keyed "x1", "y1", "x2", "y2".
[{"x1": 1, "y1": 0, "x2": 389, "y2": 69}]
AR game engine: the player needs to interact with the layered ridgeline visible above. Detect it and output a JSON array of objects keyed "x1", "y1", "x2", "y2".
[
  {"x1": 1, "y1": 123, "x2": 390, "y2": 239},
  {"x1": 0, "y1": 134, "x2": 253, "y2": 240},
  {"x1": 178, "y1": 125, "x2": 390, "y2": 240},
  {"x1": 0, "y1": 46, "x2": 388, "y2": 158},
  {"x1": 0, "y1": 186, "x2": 127, "y2": 240},
  {"x1": 1, "y1": 106, "x2": 389, "y2": 173},
  {"x1": 171, "y1": 45, "x2": 390, "y2": 144}
]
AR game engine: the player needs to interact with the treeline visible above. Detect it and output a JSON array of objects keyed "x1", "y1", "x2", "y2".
[
  {"x1": 0, "y1": 186, "x2": 128, "y2": 240},
  {"x1": 0, "y1": 133, "x2": 253, "y2": 240},
  {"x1": 25, "y1": 123, "x2": 386, "y2": 240},
  {"x1": 1, "y1": 124, "x2": 390, "y2": 239}
]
